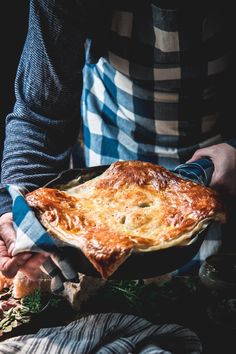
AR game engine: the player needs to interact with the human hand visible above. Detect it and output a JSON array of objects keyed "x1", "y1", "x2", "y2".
[
  {"x1": 0, "y1": 212, "x2": 49, "y2": 280},
  {"x1": 187, "y1": 143, "x2": 236, "y2": 196}
]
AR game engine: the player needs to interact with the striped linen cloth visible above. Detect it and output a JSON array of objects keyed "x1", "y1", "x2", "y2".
[
  {"x1": 0, "y1": 312, "x2": 202, "y2": 354},
  {"x1": 6, "y1": 159, "x2": 221, "y2": 292}
]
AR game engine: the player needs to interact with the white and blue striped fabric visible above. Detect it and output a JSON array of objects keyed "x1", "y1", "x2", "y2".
[
  {"x1": 0, "y1": 313, "x2": 202, "y2": 354},
  {"x1": 6, "y1": 159, "x2": 222, "y2": 291}
]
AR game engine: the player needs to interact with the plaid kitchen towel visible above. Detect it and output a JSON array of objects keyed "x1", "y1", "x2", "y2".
[
  {"x1": 174, "y1": 158, "x2": 214, "y2": 186},
  {"x1": 0, "y1": 312, "x2": 202, "y2": 354},
  {"x1": 6, "y1": 185, "x2": 79, "y2": 293},
  {"x1": 173, "y1": 158, "x2": 222, "y2": 275},
  {"x1": 5, "y1": 158, "x2": 220, "y2": 288}
]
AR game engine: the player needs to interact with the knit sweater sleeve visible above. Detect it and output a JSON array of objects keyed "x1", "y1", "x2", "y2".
[{"x1": 0, "y1": 0, "x2": 87, "y2": 215}]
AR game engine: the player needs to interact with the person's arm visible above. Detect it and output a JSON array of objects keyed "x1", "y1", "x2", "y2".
[
  {"x1": 0, "y1": 0, "x2": 88, "y2": 277},
  {"x1": 0, "y1": 0, "x2": 87, "y2": 215}
]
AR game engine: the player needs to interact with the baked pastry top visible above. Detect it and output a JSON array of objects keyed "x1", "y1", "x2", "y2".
[{"x1": 25, "y1": 161, "x2": 226, "y2": 278}]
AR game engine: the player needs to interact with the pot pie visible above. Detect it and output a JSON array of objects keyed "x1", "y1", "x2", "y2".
[{"x1": 25, "y1": 161, "x2": 226, "y2": 279}]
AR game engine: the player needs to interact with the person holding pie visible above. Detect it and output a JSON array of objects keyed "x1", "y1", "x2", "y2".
[{"x1": 0, "y1": 0, "x2": 235, "y2": 282}]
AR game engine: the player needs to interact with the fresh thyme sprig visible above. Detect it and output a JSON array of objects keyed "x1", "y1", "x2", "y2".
[{"x1": 105, "y1": 279, "x2": 145, "y2": 306}]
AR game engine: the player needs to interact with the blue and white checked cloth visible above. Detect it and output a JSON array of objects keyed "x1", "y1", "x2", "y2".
[
  {"x1": 7, "y1": 185, "x2": 79, "y2": 293},
  {"x1": 173, "y1": 158, "x2": 215, "y2": 186},
  {"x1": 6, "y1": 158, "x2": 220, "y2": 291}
]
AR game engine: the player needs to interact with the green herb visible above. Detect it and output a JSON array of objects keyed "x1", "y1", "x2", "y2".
[
  {"x1": 106, "y1": 280, "x2": 145, "y2": 306},
  {"x1": 21, "y1": 289, "x2": 46, "y2": 313},
  {"x1": 21, "y1": 289, "x2": 64, "y2": 314},
  {"x1": 79, "y1": 276, "x2": 200, "y2": 325},
  {"x1": 49, "y1": 296, "x2": 63, "y2": 308}
]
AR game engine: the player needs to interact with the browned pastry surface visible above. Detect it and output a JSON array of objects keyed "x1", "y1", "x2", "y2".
[{"x1": 26, "y1": 161, "x2": 226, "y2": 278}]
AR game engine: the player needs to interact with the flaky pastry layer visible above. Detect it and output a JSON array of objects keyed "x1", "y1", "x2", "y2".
[{"x1": 26, "y1": 161, "x2": 226, "y2": 278}]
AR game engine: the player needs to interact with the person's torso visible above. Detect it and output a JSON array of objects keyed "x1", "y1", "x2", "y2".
[{"x1": 78, "y1": 1, "x2": 230, "y2": 169}]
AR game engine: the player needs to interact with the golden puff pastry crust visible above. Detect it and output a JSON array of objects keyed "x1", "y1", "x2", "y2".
[{"x1": 26, "y1": 161, "x2": 226, "y2": 279}]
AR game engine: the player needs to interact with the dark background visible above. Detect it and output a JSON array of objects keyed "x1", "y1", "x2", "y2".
[{"x1": 0, "y1": 1, "x2": 29, "y2": 166}]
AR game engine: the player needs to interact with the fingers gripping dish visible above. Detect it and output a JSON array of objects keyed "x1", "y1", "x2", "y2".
[{"x1": 25, "y1": 161, "x2": 226, "y2": 279}]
